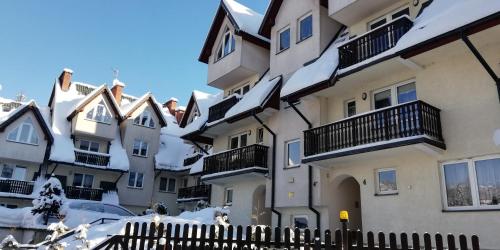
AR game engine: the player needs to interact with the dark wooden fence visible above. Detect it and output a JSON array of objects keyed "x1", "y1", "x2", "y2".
[
  {"x1": 0, "y1": 179, "x2": 34, "y2": 195},
  {"x1": 64, "y1": 186, "x2": 104, "y2": 201},
  {"x1": 207, "y1": 95, "x2": 240, "y2": 123},
  {"x1": 93, "y1": 222, "x2": 480, "y2": 250},
  {"x1": 203, "y1": 144, "x2": 268, "y2": 176},
  {"x1": 304, "y1": 100, "x2": 444, "y2": 157}
]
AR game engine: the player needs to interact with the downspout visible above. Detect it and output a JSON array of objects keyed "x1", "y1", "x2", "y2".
[
  {"x1": 288, "y1": 101, "x2": 321, "y2": 231},
  {"x1": 253, "y1": 113, "x2": 282, "y2": 228},
  {"x1": 190, "y1": 140, "x2": 210, "y2": 155},
  {"x1": 461, "y1": 34, "x2": 500, "y2": 102}
]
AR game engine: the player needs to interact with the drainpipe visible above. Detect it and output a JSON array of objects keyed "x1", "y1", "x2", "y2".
[
  {"x1": 190, "y1": 140, "x2": 209, "y2": 155},
  {"x1": 253, "y1": 113, "x2": 282, "y2": 228},
  {"x1": 288, "y1": 101, "x2": 321, "y2": 232}
]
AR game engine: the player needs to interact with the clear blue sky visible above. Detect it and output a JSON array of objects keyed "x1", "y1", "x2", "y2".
[{"x1": 0, "y1": 0, "x2": 270, "y2": 106}]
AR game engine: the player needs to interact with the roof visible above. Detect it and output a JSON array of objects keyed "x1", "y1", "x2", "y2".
[
  {"x1": 0, "y1": 101, "x2": 54, "y2": 144},
  {"x1": 198, "y1": 0, "x2": 270, "y2": 64},
  {"x1": 122, "y1": 93, "x2": 168, "y2": 127},
  {"x1": 259, "y1": 0, "x2": 328, "y2": 38},
  {"x1": 66, "y1": 85, "x2": 123, "y2": 122}
]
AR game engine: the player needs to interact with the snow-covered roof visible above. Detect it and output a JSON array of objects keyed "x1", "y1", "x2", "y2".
[
  {"x1": 0, "y1": 100, "x2": 53, "y2": 143},
  {"x1": 222, "y1": 0, "x2": 269, "y2": 42},
  {"x1": 121, "y1": 92, "x2": 168, "y2": 127},
  {"x1": 155, "y1": 130, "x2": 194, "y2": 171},
  {"x1": 182, "y1": 91, "x2": 223, "y2": 136}
]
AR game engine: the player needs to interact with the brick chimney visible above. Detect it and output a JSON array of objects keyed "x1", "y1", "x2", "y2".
[
  {"x1": 164, "y1": 97, "x2": 178, "y2": 116},
  {"x1": 59, "y1": 68, "x2": 73, "y2": 91},
  {"x1": 111, "y1": 79, "x2": 125, "y2": 105}
]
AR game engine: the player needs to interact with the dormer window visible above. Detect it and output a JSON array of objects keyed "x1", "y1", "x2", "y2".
[
  {"x1": 86, "y1": 100, "x2": 112, "y2": 124},
  {"x1": 216, "y1": 27, "x2": 236, "y2": 61},
  {"x1": 133, "y1": 110, "x2": 156, "y2": 128},
  {"x1": 7, "y1": 117, "x2": 39, "y2": 145}
]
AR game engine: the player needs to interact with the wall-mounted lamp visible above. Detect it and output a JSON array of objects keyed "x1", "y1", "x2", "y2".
[{"x1": 362, "y1": 92, "x2": 368, "y2": 100}]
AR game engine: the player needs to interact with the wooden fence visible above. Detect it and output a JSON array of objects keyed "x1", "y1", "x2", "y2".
[{"x1": 92, "y1": 222, "x2": 480, "y2": 250}]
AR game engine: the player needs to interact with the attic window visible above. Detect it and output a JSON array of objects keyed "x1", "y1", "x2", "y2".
[
  {"x1": 216, "y1": 27, "x2": 236, "y2": 61},
  {"x1": 133, "y1": 110, "x2": 156, "y2": 128},
  {"x1": 7, "y1": 117, "x2": 39, "y2": 145},
  {"x1": 86, "y1": 100, "x2": 112, "y2": 124}
]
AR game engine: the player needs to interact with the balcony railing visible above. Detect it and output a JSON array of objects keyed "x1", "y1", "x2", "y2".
[
  {"x1": 183, "y1": 154, "x2": 203, "y2": 166},
  {"x1": 178, "y1": 185, "x2": 211, "y2": 200},
  {"x1": 74, "y1": 149, "x2": 110, "y2": 167},
  {"x1": 304, "y1": 100, "x2": 444, "y2": 157},
  {"x1": 203, "y1": 144, "x2": 269, "y2": 176},
  {"x1": 0, "y1": 179, "x2": 34, "y2": 195},
  {"x1": 207, "y1": 95, "x2": 240, "y2": 123},
  {"x1": 64, "y1": 186, "x2": 104, "y2": 201},
  {"x1": 338, "y1": 16, "x2": 413, "y2": 69}
]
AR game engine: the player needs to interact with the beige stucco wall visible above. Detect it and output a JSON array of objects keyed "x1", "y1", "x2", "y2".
[
  {"x1": 50, "y1": 164, "x2": 120, "y2": 189},
  {"x1": 212, "y1": 121, "x2": 268, "y2": 153},
  {"x1": 152, "y1": 171, "x2": 182, "y2": 216},
  {"x1": 72, "y1": 94, "x2": 119, "y2": 141}
]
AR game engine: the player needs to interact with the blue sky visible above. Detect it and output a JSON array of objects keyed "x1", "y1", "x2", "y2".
[{"x1": 0, "y1": 0, "x2": 270, "y2": 106}]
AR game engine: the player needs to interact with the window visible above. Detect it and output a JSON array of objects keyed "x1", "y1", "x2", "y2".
[
  {"x1": 256, "y1": 128, "x2": 264, "y2": 144},
  {"x1": 229, "y1": 132, "x2": 248, "y2": 149},
  {"x1": 73, "y1": 173, "x2": 94, "y2": 188},
  {"x1": 86, "y1": 100, "x2": 112, "y2": 124},
  {"x1": 298, "y1": 14, "x2": 313, "y2": 42},
  {"x1": 133, "y1": 110, "x2": 156, "y2": 128},
  {"x1": 292, "y1": 215, "x2": 308, "y2": 229},
  {"x1": 216, "y1": 27, "x2": 236, "y2": 61},
  {"x1": 286, "y1": 140, "x2": 301, "y2": 168},
  {"x1": 128, "y1": 172, "x2": 144, "y2": 188},
  {"x1": 376, "y1": 169, "x2": 398, "y2": 194},
  {"x1": 368, "y1": 6, "x2": 410, "y2": 31},
  {"x1": 344, "y1": 100, "x2": 356, "y2": 118},
  {"x1": 373, "y1": 81, "x2": 416, "y2": 110},
  {"x1": 369, "y1": 17, "x2": 387, "y2": 30},
  {"x1": 79, "y1": 140, "x2": 100, "y2": 152},
  {"x1": 0, "y1": 164, "x2": 26, "y2": 180},
  {"x1": 392, "y1": 7, "x2": 410, "y2": 19},
  {"x1": 278, "y1": 27, "x2": 290, "y2": 52},
  {"x1": 132, "y1": 140, "x2": 149, "y2": 157},
  {"x1": 231, "y1": 84, "x2": 251, "y2": 96},
  {"x1": 225, "y1": 188, "x2": 233, "y2": 205},
  {"x1": 442, "y1": 156, "x2": 500, "y2": 210},
  {"x1": 159, "y1": 178, "x2": 176, "y2": 193},
  {"x1": 7, "y1": 117, "x2": 39, "y2": 145}
]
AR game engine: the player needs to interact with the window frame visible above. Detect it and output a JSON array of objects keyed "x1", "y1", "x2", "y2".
[
  {"x1": 230, "y1": 83, "x2": 251, "y2": 96},
  {"x1": 371, "y1": 79, "x2": 417, "y2": 110},
  {"x1": 297, "y1": 13, "x2": 313, "y2": 43},
  {"x1": 292, "y1": 215, "x2": 309, "y2": 230},
  {"x1": 228, "y1": 132, "x2": 250, "y2": 149},
  {"x1": 72, "y1": 173, "x2": 94, "y2": 188},
  {"x1": 159, "y1": 177, "x2": 177, "y2": 193},
  {"x1": 85, "y1": 100, "x2": 113, "y2": 124},
  {"x1": 375, "y1": 168, "x2": 398, "y2": 195},
  {"x1": 344, "y1": 99, "x2": 356, "y2": 118},
  {"x1": 0, "y1": 164, "x2": 27, "y2": 181},
  {"x1": 215, "y1": 27, "x2": 236, "y2": 62},
  {"x1": 78, "y1": 139, "x2": 100, "y2": 152},
  {"x1": 128, "y1": 171, "x2": 144, "y2": 189},
  {"x1": 440, "y1": 155, "x2": 500, "y2": 211},
  {"x1": 6, "y1": 117, "x2": 40, "y2": 145},
  {"x1": 367, "y1": 5, "x2": 410, "y2": 31},
  {"x1": 256, "y1": 127, "x2": 265, "y2": 144},
  {"x1": 133, "y1": 110, "x2": 156, "y2": 129},
  {"x1": 277, "y1": 26, "x2": 291, "y2": 53},
  {"x1": 285, "y1": 139, "x2": 301, "y2": 169},
  {"x1": 225, "y1": 188, "x2": 234, "y2": 206},
  {"x1": 132, "y1": 139, "x2": 149, "y2": 157}
]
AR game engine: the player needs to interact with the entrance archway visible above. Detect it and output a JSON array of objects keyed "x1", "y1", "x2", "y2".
[
  {"x1": 251, "y1": 185, "x2": 271, "y2": 225},
  {"x1": 332, "y1": 175, "x2": 362, "y2": 231}
]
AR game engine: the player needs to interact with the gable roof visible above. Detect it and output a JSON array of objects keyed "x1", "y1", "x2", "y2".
[
  {"x1": 122, "y1": 92, "x2": 168, "y2": 127},
  {"x1": 0, "y1": 101, "x2": 54, "y2": 144},
  {"x1": 259, "y1": 0, "x2": 328, "y2": 38},
  {"x1": 198, "y1": 0, "x2": 270, "y2": 64},
  {"x1": 179, "y1": 93, "x2": 198, "y2": 128},
  {"x1": 66, "y1": 85, "x2": 123, "y2": 122}
]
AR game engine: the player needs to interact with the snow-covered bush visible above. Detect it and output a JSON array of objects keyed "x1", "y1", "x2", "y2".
[
  {"x1": 0, "y1": 235, "x2": 19, "y2": 249},
  {"x1": 195, "y1": 200, "x2": 210, "y2": 211},
  {"x1": 74, "y1": 224, "x2": 91, "y2": 250},
  {"x1": 47, "y1": 221, "x2": 69, "y2": 242},
  {"x1": 153, "y1": 202, "x2": 169, "y2": 215},
  {"x1": 32, "y1": 177, "x2": 65, "y2": 225}
]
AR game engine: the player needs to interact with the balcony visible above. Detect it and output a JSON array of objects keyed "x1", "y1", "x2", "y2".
[
  {"x1": 177, "y1": 185, "x2": 211, "y2": 202},
  {"x1": 183, "y1": 154, "x2": 204, "y2": 166},
  {"x1": 0, "y1": 179, "x2": 34, "y2": 196},
  {"x1": 338, "y1": 16, "x2": 413, "y2": 69},
  {"x1": 207, "y1": 95, "x2": 240, "y2": 123},
  {"x1": 303, "y1": 101, "x2": 445, "y2": 162},
  {"x1": 74, "y1": 149, "x2": 110, "y2": 167},
  {"x1": 202, "y1": 144, "x2": 269, "y2": 181},
  {"x1": 64, "y1": 186, "x2": 104, "y2": 201}
]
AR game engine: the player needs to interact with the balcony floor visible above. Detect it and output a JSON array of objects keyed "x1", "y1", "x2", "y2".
[{"x1": 201, "y1": 167, "x2": 268, "y2": 185}]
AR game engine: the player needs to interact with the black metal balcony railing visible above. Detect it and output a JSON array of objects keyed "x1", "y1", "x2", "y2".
[
  {"x1": 64, "y1": 186, "x2": 104, "y2": 201},
  {"x1": 74, "y1": 149, "x2": 110, "y2": 167},
  {"x1": 183, "y1": 154, "x2": 204, "y2": 166},
  {"x1": 207, "y1": 95, "x2": 240, "y2": 123},
  {"x1": 177, "y1": 185, "x2": 211, "y2": 200},
  {"x1": 0, "y1": 179, "x2": 34, "y2": 195},
  {"x1": 338, "y1": 16, "x2": 413, "y2": 69},
  {"x1": 304, "y1": 100, "x2": 444, "y2": 157},
  {"x1": 203, "y1": 144, "x2": 269, "y2": 175}
]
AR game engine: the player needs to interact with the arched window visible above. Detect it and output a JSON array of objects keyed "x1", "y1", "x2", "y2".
[
  {"x1": 7, "y1": 117, "x2": 39, "y2": 145},
  {"x1": 216, "y1": 27, "x2": 236, "y2": 61},
  {"x1": 133, "y1": 110, "x2": 156, "y2": 128},
  {"x1": 86, "y1": 100, "x2": 112, "y2": 124}
]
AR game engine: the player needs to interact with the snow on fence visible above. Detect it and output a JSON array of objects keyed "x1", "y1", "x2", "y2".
[{"x1": 93, "y1": 222, "x2": 480, "y2": 250}]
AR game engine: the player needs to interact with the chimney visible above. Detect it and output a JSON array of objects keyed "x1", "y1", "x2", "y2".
[
  {"x1": 164, "y1": 97, "x2": 178, "y2": 116},
  {"x1": 111, "y1": 79, "x2": 125, "y2": 105},
  {"x1": 175, "y1": 108, "x2": 185, "y2": 124},
  {"x1": 59, "y1": 68, "x2": 73, "y2": 91}
]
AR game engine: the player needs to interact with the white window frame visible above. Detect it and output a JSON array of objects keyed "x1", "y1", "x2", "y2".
[
  {"x1": 0, "y1": 163, "x2": 27, "y2": 181},
  {"x1": 277, "y1": 26, "x2": 291, "y2": 53},
  {"x1": 292, "y1": 215, "x2": 309, "y2": 229},
  {"x1": 6, "y1": 117, "x2": 39, "y2": 145},
  {"x1": 159, "y1": 177, "x2": 177, "y2": 193},
  {"x1": 72, "y1": 173, "x2": 94, "y2": 188},
  {"x1": 128, "y1": 172, "x2": 144, "y2": 189},
  {"x1": 297, "y1": 12, "x2": 313, "y2": 42},
  {"x1": 215, "y1": 27, "x2": 236, "y2": 61},
  {"x1": 440, "y1": 155, "x2": 500, "y2": 211},
  {"x1": 344, "y1": 99, "x2": 356, "y2": 118},
  {"x1": 285, "y1": 139, "x2": 301, "y2": 168},
  {"x1": 133, "y1": 110, "x2": 156, "y2": 128},
  {"x1": 256, "y1": 127, "x2": 264, "y2": 144},
  {"x1": 132, "y1": 139, "x2": 149, "y2": 157},
  {"x1": 78, "y1": 139, "x2": 100, "y2": 152},
  {"x1": 367, "y1": 4, "x2": 410, "y2": 31},
  {"x1": 85, "y1": 100, "x2": 112, "y2": 124},
  {"x1": 225, "y1": 188, "x2": 234, "y2": 205},
  {"x1": 230, "y1": 83, "x2": 251, "y2": 96},
  {"x1": 371, "y1": 79, "x2": 416, "y2": 110},
  {"x1": 375, "y1": 168, "x2": 398, "y2": 195},
  {"x1": 228, "y1": 132, "x2": 250, "y2": 149}
]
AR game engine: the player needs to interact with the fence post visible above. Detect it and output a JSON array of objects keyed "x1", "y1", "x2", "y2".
[{"x1": 340, "y1": 210, "x2": 349, "y2": 250}]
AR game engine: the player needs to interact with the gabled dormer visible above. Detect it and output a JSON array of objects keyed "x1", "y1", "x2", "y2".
[
  {"x1": 199, "y1": 0, "x2": 270, "y2": 90},
  {"x1": 121, "y1": 93, "x2": 167, "y2": 134}
]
